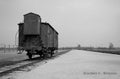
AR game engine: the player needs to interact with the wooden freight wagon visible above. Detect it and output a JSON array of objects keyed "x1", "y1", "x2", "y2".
[
  {"x1": 41, "y1": 23, "x2": 58, "y2": 55},
  {"x1": 18, "y1": 12, "x2": 58, "y2": 59}
]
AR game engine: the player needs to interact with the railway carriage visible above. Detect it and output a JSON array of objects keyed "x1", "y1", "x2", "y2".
[{"x1": 18, "y1": 12, "x2": 58, "y2": 59}]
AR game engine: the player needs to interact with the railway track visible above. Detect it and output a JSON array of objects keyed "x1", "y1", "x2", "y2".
[
  {"x1": 0, "y1": 57, "x2": 46, "y2": 77},
  {"x1": 0, "y1": 50, "x2": 71, "y2": 77}
]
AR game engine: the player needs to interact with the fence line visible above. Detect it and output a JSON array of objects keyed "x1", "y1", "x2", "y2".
[{"x1": 0, "y1": 45, "x2": 17, "y2": 53}]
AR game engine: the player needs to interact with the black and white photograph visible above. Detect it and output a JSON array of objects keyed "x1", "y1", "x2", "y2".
[{"x1": 0, "y1": 0, "x2": 120, "y2": 79}]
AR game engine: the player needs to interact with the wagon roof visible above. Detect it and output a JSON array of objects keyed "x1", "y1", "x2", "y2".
[
  {"x1": 24, "y1": 12, "x2": 41, "y2": 18},
  {"x1": 41, "y1": 22, "x2": 59, "y2": 35}
]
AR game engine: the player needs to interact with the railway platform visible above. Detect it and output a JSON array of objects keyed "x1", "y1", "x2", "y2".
[{"x1": 2, "y1": 50, "x2": 120, "y2": 79}]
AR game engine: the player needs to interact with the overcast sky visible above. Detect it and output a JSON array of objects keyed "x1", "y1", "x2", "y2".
[{"x1": 0, "y1": 0, "x2": 120, "y2": 47}]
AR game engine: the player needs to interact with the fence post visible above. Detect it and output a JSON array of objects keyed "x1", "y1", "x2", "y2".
[
  {"x1": 9, "y1": 45, "x2": 10, "y2": 52},
  {"x1": 4, "y1": 45, "x2": 6, "y2": 53}
]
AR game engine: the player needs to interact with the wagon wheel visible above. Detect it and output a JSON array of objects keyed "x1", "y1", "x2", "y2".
[
  {"x1": 50, "y1": 52, "x2": 54, "y2": 57},
  {"x1": 26, "y1": 51, "x2": 32, "y2": 59},
  {"x1": 28, "y1": 54, "x2": 32, "y2": 59},
  {"x1": 49, "y1": 50, "x2": 54, "y2": 57}
]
